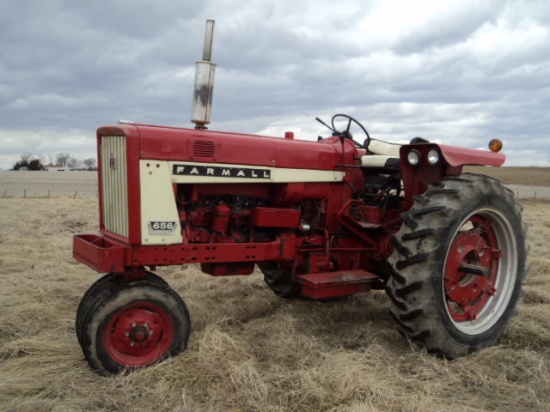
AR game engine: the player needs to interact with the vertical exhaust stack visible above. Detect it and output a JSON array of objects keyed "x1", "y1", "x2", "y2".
[{"x1": 191, "y1": 20, "x2": 216, "y2": 130}]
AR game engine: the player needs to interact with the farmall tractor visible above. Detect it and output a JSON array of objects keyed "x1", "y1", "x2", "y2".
[{"x1": 73, "y1": 21, "x2": 528, "y2": 375}]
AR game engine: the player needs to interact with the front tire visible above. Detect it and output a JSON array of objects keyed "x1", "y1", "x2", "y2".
[
  {"x1": 386, "y1": 174, "x2": 528, "y2": 358},
  {"x1": 75, "y1": 272, "x2": 168, "y2": 346},
  {"x1": 79, "y1": 280, "x2": 191, "y2": 375}
]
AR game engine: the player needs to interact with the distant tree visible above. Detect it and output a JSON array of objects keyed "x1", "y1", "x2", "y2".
[
  {"x1": 83, "y1": 158, "x2": 97, "y2": 170},
  {"x1": 28, "y1": 158, "x2": 45, "y2": 171},
  {"x1": 12, "y1": 159, "x2": 27, "y2": 170},
  {"x1": 21, "y1": 153, "x2": 32, "y2": 163},
  {"x1": 12, "y1": 154, "x2": 45, "y2": 170},
  {"x1": 67, "y1": 157, "x2": 82, "y2": 169},
  {"x1": 56, "y1": 152, "x2": 71, "y2": 167}
]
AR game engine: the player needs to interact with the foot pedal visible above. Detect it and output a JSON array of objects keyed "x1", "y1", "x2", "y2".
[{"x1": 296, "y1": 270, "x2": 380, "y2": 300}]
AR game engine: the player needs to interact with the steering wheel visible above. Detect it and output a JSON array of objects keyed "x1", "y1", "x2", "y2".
[{"x1": 331, "y1": 114, "x2": 370, "y2": 149}]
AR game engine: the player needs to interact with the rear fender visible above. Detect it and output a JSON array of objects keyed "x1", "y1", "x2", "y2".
[{"x1": 400, "y1": 143, "x2": 506, "y2": 209}]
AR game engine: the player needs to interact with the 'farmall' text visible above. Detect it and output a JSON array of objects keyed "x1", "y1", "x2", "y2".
[{"x1": 172, "y1": 164, "x2": 271, "y2": 179}]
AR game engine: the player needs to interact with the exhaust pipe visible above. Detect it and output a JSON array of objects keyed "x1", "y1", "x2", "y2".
[{"x1": 191, "y1": 20, "x2": 216, "y2": 130}]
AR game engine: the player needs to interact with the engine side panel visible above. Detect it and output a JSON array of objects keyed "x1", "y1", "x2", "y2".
[{"x1": 138, "y1": 159, "x2": 346, "y2": 245}]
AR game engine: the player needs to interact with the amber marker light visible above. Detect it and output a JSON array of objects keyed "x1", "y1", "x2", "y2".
[{"x1": 489, "y1": 139, "x2": 503, "y2": 152}]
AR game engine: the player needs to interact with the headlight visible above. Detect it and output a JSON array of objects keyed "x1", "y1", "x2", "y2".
[
  {"x1": 407, "y1": 150, "x2": 421, "y2": 166},
  {"x1": 427, "y1": 149, "x2": 440, "y2": 165}
]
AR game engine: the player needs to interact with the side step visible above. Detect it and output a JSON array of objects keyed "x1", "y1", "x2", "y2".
[{"x1": 296, "y1": 270, "x2": 381, "y2": 300}]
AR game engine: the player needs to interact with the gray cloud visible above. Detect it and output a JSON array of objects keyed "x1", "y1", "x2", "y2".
[
  {"x1": 392, "y1": 1, "x2": 499, "y2": 54},
  {"x1": 1, "y1": 0, "x2": 549, "y2": 168}
]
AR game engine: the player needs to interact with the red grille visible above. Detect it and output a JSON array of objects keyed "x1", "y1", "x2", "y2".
[{"x1": 193, "y1": 140, "x2": 215, "y2": 158}]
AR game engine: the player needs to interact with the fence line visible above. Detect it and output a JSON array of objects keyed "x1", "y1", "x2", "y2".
[{"x1": 1, "y1": 190, "x2": 99, "y2": 199}]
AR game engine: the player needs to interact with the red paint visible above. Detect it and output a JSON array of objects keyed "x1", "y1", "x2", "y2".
[
  {"x1": 103, "y1": 301, "x2": 175, "y2": 367},
  {"x1": 251, "y1": 207, "x2": 301, "y2": 228},
  {"x1": 297, "y1": 270, "x2": 380, "y2": 299}
]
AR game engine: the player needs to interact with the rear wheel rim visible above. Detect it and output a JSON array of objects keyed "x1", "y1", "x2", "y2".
[
  {"x1": 444, "y1": 208, "x2": 517, "y2": 335},
  {"x1": 103, "y1": 302, "x2": 175, "y2": 367}
]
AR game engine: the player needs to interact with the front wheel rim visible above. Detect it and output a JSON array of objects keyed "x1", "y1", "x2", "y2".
[
  {"x1": 443, "y1": 208, "x2": 517, "y2": 335},
  {"x1": 103, "y1": 301, "x2": 175, "y2": 367}
]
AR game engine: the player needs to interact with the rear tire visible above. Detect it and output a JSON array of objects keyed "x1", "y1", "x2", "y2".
[{"x1": 386, "y1": 174, "x2": 528, "y2": 358}]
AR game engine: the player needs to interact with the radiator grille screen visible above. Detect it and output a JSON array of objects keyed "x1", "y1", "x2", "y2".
[
  {"x1": 100, "y1": 136, "x2": 129, "y2": 238},
  {"x1": 193, "y1": 140, "x2": 215, "y2": 158}
]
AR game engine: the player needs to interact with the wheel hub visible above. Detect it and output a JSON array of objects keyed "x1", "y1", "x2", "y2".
[
  {"x1": 445, "y1": 216, "x2": 501, "y2": 322},
  {"x1": 107, "y1": 305, "x2": 169, "y2": 358},
  {"x1": 128, "y1": 324, "x2": 152, "y2": 344}
]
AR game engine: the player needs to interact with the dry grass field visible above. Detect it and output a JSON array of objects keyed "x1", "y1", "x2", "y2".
[{"x1": 0, "y1": 171, "x2": 549, "y2": 411}]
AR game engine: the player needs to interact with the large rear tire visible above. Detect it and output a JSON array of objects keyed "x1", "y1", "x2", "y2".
[{"x1": 386, "y1": 174, "x2": 528, "y2": 358}]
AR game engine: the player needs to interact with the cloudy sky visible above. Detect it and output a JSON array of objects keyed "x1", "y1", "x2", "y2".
[{"x1": 1, "y1": 0, "x2": 549, "y2": 169}]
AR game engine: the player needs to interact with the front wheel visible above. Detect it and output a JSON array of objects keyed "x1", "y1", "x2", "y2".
[
  {"x1": 386, "y1": 174, "x2": 528, "y2": 358},
  {"x1": 75, "y1": 272, "x2": 168, "y2": 346},
  {"x1": 79, "y1": 280, "x2": 191, "y2": 375}
]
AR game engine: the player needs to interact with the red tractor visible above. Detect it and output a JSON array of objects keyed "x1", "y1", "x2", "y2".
[{"x1": 73, "y1": 21, "x2": 528, "y2": 375}]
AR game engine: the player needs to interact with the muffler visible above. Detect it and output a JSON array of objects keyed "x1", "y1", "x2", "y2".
[{"x1": 191, "y1": 20, "x2": 216, "y2": 129}]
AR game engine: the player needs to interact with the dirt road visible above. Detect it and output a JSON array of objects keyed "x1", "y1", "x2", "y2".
[{"x1": 507, "y1": 185, "x2": 550, "y2": 200}]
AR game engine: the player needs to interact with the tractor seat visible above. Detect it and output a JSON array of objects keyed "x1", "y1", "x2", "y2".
[
  {"x1": 360, "y1": 138, "x2": 402, "y2": 170},
  {"x1": 366, "y1": 139, "x2": 402, "y2": 156},
  {"x1": 359, "y1": 137, "x2": 429, "y2": 170},
  {"x1": 360, "y1": 155, "x2": 401, "y2": 169}
]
